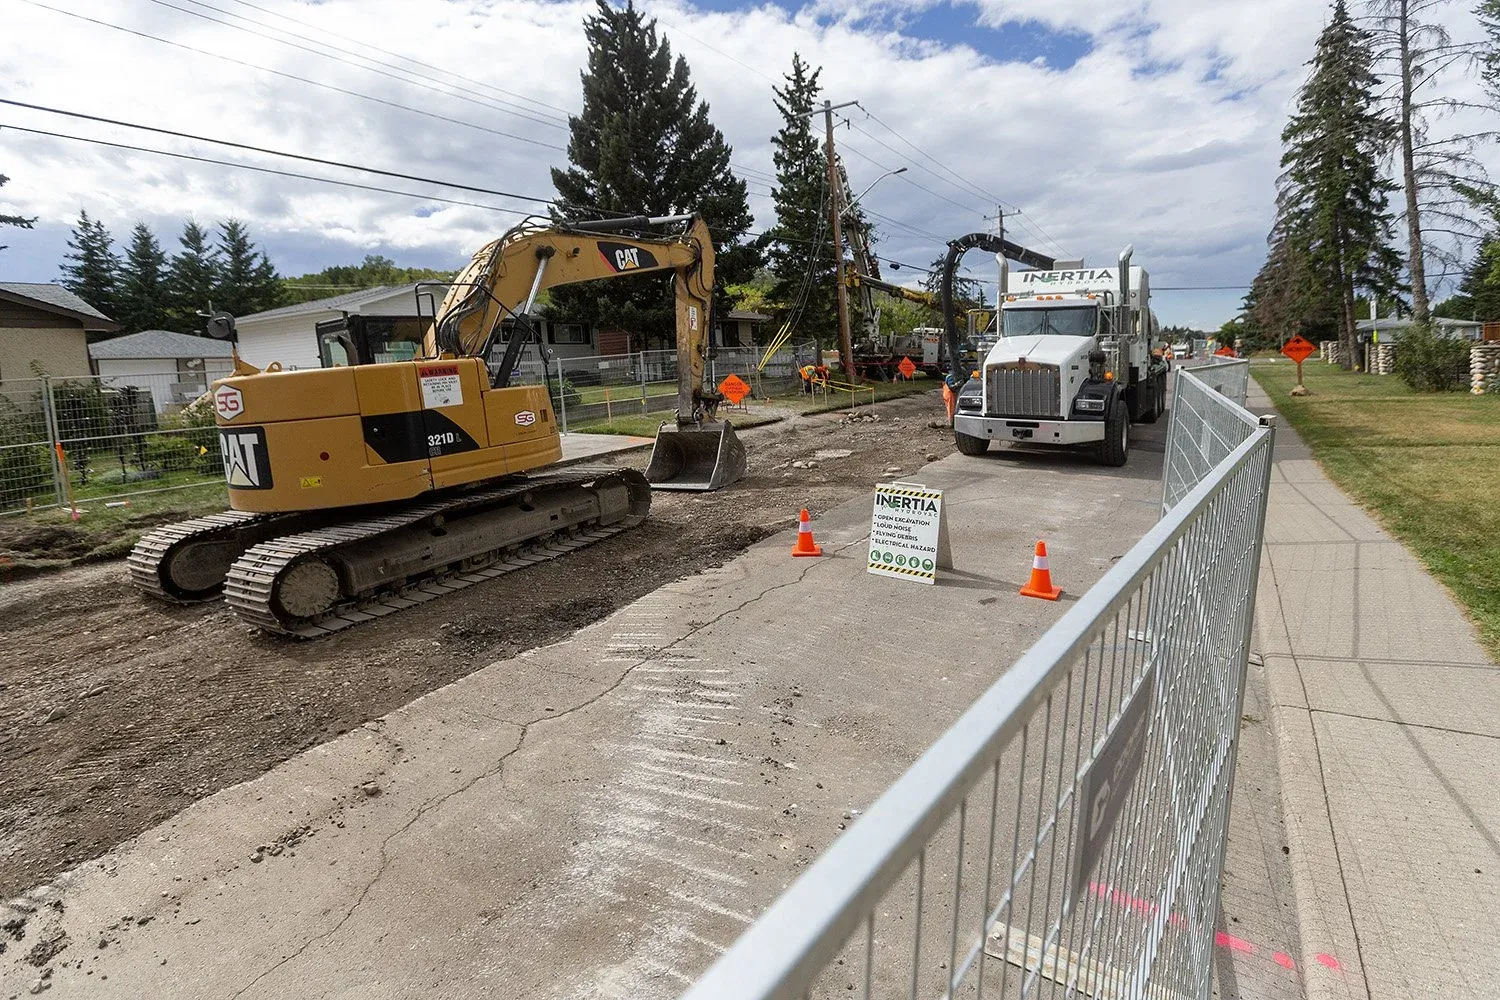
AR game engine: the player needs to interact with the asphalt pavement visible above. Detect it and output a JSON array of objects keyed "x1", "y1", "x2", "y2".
[{"x1": 0, "y1": 415, "x2": 1175, "y2": 998}]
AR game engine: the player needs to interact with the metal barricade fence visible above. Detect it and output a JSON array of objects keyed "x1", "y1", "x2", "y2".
[
  {"x1": 539, "y1": 342, "x2": 819, "y2": 430},
  {"x1": 1161, "y1": 362, "x2": 1257, "y2": 514},
  {"x1": 0, "y1": 373, "x2": 226, "y2": 515},
  {"x1": 1172, "y1": 357, "x2": 1249, "y2": 407},
  {"x1": 683, "y1": 368, "x2": 1275, "y2": 1000}
]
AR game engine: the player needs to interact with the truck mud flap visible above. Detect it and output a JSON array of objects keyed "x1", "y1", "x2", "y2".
[{"x1": 644, "y1": 421, "x2": 747, "y2": 492}]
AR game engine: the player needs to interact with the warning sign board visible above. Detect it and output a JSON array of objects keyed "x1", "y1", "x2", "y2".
[
  {"x1": 718, "y1": 372, "x2": 750, "y2": 405},
  {"x1": 418, "y1": 364, "x2": 463, "y2": 408},
  {"x1": 868, "y1": 481, "x2": 952, "y2": 585},
  {"x1": 898, "y1": 356, "x2": 917, "y2": 379},
  {"x1": 1280, "y1": 335, "x2": 1316, "y2": 365}
]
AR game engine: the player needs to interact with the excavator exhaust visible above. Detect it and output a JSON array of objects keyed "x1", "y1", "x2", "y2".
[{"x1": 645, "y1": 421, "x2": 746, "y2": 491}]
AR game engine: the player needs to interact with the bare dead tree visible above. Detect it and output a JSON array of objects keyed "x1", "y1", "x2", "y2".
[{"x1": 1363, "y1": 0, "x2": 1492, "y2": 322}]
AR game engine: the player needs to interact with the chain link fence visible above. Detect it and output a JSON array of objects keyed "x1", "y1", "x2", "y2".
[
  {"x1": 0, "y1": 373, "x2": 224, "y2": 515},
  {"x1": 508, "y1": 342, "x2": 819, "y2": 430},
  {"x1": 684, "y1": 367, "x2": 1276, "y2": 1000}
]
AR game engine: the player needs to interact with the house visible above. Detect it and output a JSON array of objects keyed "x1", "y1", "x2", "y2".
[
  {"x1": 720, "y1": 309, "x2": 771, "y2": 348},
  {"x1": 1356, "y1": 317, "x2": 1484, "y2": 342},
  {"x1": 233, "y1": 283, "x2": 763, "y2": 373},
  {"x1": 0, "y1": 282, "x2": 119, "y2": 381},
  {"x1": 234, "y1": 284, "x2": 446, "y2": 371},
  {"x1": 88, "y1": 330, "x2": 234, "y2": 414}
]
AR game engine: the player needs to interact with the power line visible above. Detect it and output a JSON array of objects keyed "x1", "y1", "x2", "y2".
[
  {"x1": 839, "y1": 140, "x2": 986, "y2": 218},
  {"x1": 0, "y1": 100, "x2": 567, "y2": 208},
  {"x1": 845, "y1": 120, "x2": 992, "y2": 216},
  {"x1": 1, "y1": 123, "x2": 543, "y2": 218},
  {"x1": 18, "y1": 0, "x2": 567, "y2": 152},
  {"x1": 219, "y1": 0, "x2": 573, "y2": 118},
  {"x1": 857, "y1": 106, "x2": 1006, "y2": 208},
  {"x1": 150, "y1": 0, "x2": 568, "y2": 131}
]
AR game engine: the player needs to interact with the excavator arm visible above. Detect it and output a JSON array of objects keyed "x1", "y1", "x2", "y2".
[{"x1": 432, "y1": 213, "x2": 717, "y2": 425}]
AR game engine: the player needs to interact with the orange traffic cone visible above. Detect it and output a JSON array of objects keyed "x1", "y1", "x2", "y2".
[
  {"x1": 791, "y1": 508, "x2": 823, "y2": 557},
  {"x1": 1019, "y1": 541, "x2": 1062, "y2": 600}
]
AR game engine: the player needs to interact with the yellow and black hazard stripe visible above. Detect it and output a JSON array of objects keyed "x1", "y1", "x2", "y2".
[
  {"x1": 878, "y1": 486, "x2": 942, "y2": 501},
  {"x1": 868, "y1": 561, "x2": 935, "y2": 579}
]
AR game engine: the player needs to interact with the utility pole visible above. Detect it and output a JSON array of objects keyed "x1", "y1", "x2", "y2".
[{"x1": 810, "y1": 99, "x2": 859, "y2": 380}]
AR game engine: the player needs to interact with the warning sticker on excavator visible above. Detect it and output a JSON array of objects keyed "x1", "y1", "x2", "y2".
[{"x1": 418, "y1": 364, "x2": 463, "y2": 408}]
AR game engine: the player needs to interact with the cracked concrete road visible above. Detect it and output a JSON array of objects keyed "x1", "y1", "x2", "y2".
[{"x1": 1, "y1": 427, "x2": 1183, "y2": 998}]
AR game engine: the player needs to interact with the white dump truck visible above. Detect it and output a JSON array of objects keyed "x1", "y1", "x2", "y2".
[{"x1": 939, "y1": 235, "x2": 1168, "y2": 466}]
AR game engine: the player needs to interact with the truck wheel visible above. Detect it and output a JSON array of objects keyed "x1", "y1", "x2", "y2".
[
  {"x1": 1098, "y1": 399, "x2": 1129, "y2": 467},
  {"x1": 955, "y1": 430, "x2": 990, "y2": 456},
  {"x1": 1138, "y1": 376, "x2": 1163, "y2": 424}
]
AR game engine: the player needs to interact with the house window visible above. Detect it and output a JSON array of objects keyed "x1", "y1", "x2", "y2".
[{"x1": 549, "y1": 323, "x2": 590, "y2": 346}]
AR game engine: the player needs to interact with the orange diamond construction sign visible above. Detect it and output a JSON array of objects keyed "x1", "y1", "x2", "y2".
[
  {"x1": 898, "y1": 356, "x2": 917, "y2": 379},
  {"x1": 718, "y1": 373, "x2": 750, "y2": 405}
]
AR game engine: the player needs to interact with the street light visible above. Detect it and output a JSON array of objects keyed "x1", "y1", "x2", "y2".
[{"x1": 846, "y1": 166, "x2": 908, "y2": 214}]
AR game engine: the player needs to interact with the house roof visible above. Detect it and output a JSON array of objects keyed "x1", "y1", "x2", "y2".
[
  {"x1": 89, "y1": 330, "x2": 234, "y2": 360},
  {"x1": 725, "y1": 309, "x2": 772, "y2": 321},
  {"x1": 0, "y1": 282, "x2": 119, "y2": 330},
  {"x1": 238, "y1": 283, "x2": 433, "y2": 322}
]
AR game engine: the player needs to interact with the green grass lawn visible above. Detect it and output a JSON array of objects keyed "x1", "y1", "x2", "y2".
[
  {"x1": 570, "y1": 411, "x2": 783, "y2": 437},
  {"x1": 1253, "y1": 363, "x2": 1500, "y2": 659},
  {"x1": 771, "y1": 377, "x2": 936, "y2": 415},
  {"x1": 0, "y1": 478, "x2": 229, "y2": 574}
]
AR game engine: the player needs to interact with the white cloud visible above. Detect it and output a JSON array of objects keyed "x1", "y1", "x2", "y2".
[{"x1": 0, "y1": 0, "x2": 1491, "y2": 327}]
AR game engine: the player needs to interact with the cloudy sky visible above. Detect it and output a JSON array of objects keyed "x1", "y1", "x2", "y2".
[{"x1": 0, "y1": 0, "x2": 1490, "y2": 327}]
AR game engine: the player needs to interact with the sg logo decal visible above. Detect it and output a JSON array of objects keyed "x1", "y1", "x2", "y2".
[
  {"x1": 514, "y1": 410, "x2": 537, "y2": 427},
  {"x1": 214, "y1": 385, "x2": 243, "y2": 421}
]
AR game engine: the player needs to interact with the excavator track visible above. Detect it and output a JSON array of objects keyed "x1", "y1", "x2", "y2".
[
  {"x1": 128, "y1": 510, "x2": 285, "y2": 603},
  {"x1": 221, "y1": 467, "x2": 650, "y2": 638}
]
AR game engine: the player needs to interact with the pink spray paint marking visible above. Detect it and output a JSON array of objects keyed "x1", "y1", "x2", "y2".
[{"x1": 1089, "y1": 882, "x2": 1345, "y2": 976}]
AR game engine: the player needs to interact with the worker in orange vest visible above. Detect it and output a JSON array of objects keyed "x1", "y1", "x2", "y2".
[{"x1": 799, "y1": 364, "x2": 816, "y2": 394}]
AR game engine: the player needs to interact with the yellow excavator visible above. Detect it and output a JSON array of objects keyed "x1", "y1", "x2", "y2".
[{"x1": 128, "y1": 213, "x2": 745, "y2": 636}]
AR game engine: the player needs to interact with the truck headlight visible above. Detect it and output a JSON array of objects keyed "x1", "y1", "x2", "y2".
[
  {"x1": 957, "y1": 395, "x2": 982, "y2": 411},
  {"x1": 1075, "y1": 397, "x2": 1106, "y2": 413}
]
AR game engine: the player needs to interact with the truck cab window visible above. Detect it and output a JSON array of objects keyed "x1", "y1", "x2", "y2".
[{"x1": 1003, "y1": 306, "x2": 1098, "y2": 338}]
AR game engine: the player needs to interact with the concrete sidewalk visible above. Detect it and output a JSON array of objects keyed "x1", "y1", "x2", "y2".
[{"x1": 1249, "y1": 381, "x2": 1500, "y2": 998}]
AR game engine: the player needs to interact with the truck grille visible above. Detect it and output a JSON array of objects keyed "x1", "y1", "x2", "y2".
[{"x1": 986, "y1": 364, "x2": 1061, "y2": 418}]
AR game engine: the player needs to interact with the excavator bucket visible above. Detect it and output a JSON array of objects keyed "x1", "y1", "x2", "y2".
[{"x1": 645, "y1": 421, "x2": 746, "y2": 491}]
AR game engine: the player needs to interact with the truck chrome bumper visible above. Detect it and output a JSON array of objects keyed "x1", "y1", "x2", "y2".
[{"x1": 954, "y1": 413, "x2": 1105, "y2": 445}]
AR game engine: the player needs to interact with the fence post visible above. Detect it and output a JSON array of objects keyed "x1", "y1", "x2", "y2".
[
  {"x1": 555, "y1": 357, "x2": 568, "y2": 434},
  {"x1": 40, "y1": 376, "x2": 66, "y2": 507},
  {"x1": 639, "y1": 350, "x2": 648, "y2": 413}
]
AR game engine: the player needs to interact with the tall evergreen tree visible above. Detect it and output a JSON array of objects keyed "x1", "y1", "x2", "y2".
[
  {"x1": 59, "y1": 210, "x2": 121, "y2": 317},
  {"x1": 167, "y1": 221, "x2": 221, "y2": 333},
  {"x1": 550, "y1": 0, "x2": 754, "y2": 344},
  {"x1": 1276, "y1": 0, "x2": 1403, "y2": 369},
  {"x1": 1244, "y1": 226, "x2": 1339, "y2": 347},
  {"x1": 214, "y1": 219, "x2": 283, "y2": 317},
  {"x1": 116, "y1": 223, "x2": 170, "y2": 334},
  {"x1": 1433, "y1": 238, "x2": 1500, "y2": 320},
  {"x1": 0, "y1": 172, "x2": 36, "y2": 252},
  {"x1": 765, "y1": 54, "x2": 838, "y2": 345}
]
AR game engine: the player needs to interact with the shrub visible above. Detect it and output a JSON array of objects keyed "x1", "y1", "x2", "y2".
[
  {"x1": 1394, "y1": 325, "x2": 1471, "y2": 392},
  {"x1": 0, "y1": 443, "x2": 54, "y2": 509},
  {"x1": 549, "y1": 378, "x2": 583, "y2": 412},
  {"x1": 142, "y1": 435, "x2": 209, "y2": 474}
]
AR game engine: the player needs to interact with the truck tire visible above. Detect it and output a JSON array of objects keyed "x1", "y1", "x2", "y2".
[
  {"x1": 955, "y1": 430, "x2": 990, "y2": 456},
  {"x1": 1138, "y1": 375, "x2": 1164, "y2": 424},
  {"x1": 1098, "y1": 397, "x2": 1129, "y2": 467}
]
